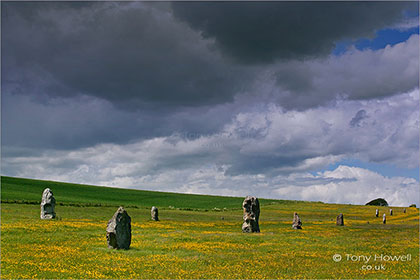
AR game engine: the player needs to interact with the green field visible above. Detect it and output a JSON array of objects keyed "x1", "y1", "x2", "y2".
[
  {"x1": 1, "y1": 176, "x2": 280, "y2": 210},
  {"x1": 1, "y1": 176, "x2": 419, "y2": 279}
]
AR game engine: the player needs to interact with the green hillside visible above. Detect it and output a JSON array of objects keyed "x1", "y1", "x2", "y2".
[{"x1": 1, "y1": 176, "x2": 282, "y2": 210}]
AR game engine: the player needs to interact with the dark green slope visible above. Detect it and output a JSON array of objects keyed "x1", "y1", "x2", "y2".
[{"x1": 1, "y1": 176, "x2": 284, "y2": 210}]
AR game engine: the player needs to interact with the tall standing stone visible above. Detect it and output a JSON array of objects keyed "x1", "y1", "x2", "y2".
[
  {"x1": 375, "y1": 209, "x2": 379, "y2": 217},
  {"x1": 106, "y1": 207, "x2": 131, "y2": 250},
  {"x1": 383, "y1": 213, "x2": 386, "y2": 224},
  {"x1": 40, "y1": 188, "x2": 56, "y2": 220},
  {"x1": 292, "y1": 212, "x2": 302, "y2": 229},
  {"x1": 403, "y1": 208, "x2": 406, "y2": 213},
  {"x1": 151, "y1": 206, "x2": 159, "y2": 221},
  {"x1": 336, "y1": 213, "x2": 344, "y2": 226},
  {"x1": 242, "y1": 196, "x2": 260, "y2": 233},
  {"x1": 389, "y1": 209, "x2": 393, "y2": 216}
]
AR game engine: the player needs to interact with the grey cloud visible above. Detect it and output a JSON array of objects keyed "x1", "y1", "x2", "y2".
[
  {"x1": 172, "y1": 1, "x2": 417, "y2": 64},
  {"x1": 270, "y1": 34, "x2": 419, "y2": 110},
  {"x1": 227, "y1": 91, "x2": 419, "y2": 172},
  {"x1": 3, "y1": 1, "x2": 417, "y2": 114},
  {"x1": 3, "y1": 89, "x2": 418, "y2": 176},
  {"x1": 223, "y1": 154, "x2": 306, "y2": 177},
  {"x1": 2, "y1": 91, "x2": 418, "y2": 206},
  {"x1": 2, "y1": 1, "x2": 418, "y2": 180},
  {"x1": 1, "y1": 92, "x2": 240, "y2": 150},
  {"x1": 393, "y1": 16, "x2": 420, "y2": 31},
  {"x1": 2, "y1": 2, "x2": 257, "y2": 150},
  {"x1": 9, "y1": 90, "x2": 418, "y2": 178},
  {"x1": 294, "y1": 176, "x2": 357, "y2": 185},
  {"x1": 1, "y1": 93, "x2": 142, "y2": 150},
  {"x1": 3, "y1": 0, "x2": 418, "y2": 120},
  {"x1": 349, "y1": 110, "x2": 368, "y2": 127},
  {"x1": 2, "y1": 2, "x2": 252, "y2": 110}
]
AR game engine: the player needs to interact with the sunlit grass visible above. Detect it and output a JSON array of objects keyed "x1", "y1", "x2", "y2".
[{"x1": 1, "y1": 202, "x2": 418, "y2": 279}]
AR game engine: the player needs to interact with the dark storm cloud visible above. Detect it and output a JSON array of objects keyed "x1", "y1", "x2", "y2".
[
  {"x1": 350, "y1": 110, "x2": 368, "y2": 128},
  {"x1": 2, "y1": 1, "x2": 251, "y2": 109},
  {"x1": 3, "y1": 1, "x2": 417, "y2": 113},
  {"x1": 268, "y1": 33, "x2": 419, "y2": 110},
  {"x1": 1, "y1": 91, "x2": 239, "y2": 150},
  {"x1": 1, "y1": 0, "x2": 418, "y2": 161},
  {"x1": 2, "y1": 1, "x2": 255, "y2": 151},
  {"x1": 172, "y1": 1, "x2": 417, "y2": 64}
]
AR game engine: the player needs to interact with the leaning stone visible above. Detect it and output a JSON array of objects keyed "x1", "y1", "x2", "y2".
[
  {"x1": 292, "y1": 212, "x2": 302, "y2": 229},
  {"x1": 151, "y1": 206, "x2": 159, "y2": 221},
  {"x1": 375, "y1": 209, "x2": 379, "y2": 217},
  {"x1": 389, "y1": 209, "x2": 393, "y2": 216},
  {"x1": 383, "y1": 214, "x2": 386, "y2": 224},
  {"x1": 336, "y1": 213, "x2": 344, "y2": 226},
  {"x1": 40, "y1": 188, "x2": 56, "y2": 220},
  {"x1": 242, "y1": 196, "x2": 260, "y2": 233},
  {"x1": 106, "y1": 207, "x2": 131, "y2": 249}
]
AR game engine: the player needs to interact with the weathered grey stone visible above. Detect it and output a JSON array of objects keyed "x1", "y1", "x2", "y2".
[
  {"x1": 151, "y1": 206, "x2": 159, "y2": 221},
  {"x1": 106, "y1": 207, "x2": 131, "y2": 249},
  {"x1": 40, "y1": 188, "x2": 56, "y2": 220},
  {"x1": 383, "y1": 213, "x2": 386, "y2": 224},
  {"x1": 292, "y1": 212, "x2": 302, "y2": 229},
  {"x1": 375, "y1": 209, "x2": 379, "y2": 217},
  {"x1": 389, "y1": 209, "x2": 393, "y2": 216},
  {"x1": 403, "y1": 208, "x2": 406, "y2": 213},
  {"x1": 242, "y1": 196, "x2": 260, "y2": 233},
  {"x1": 336, "y1": 213, "x2": 344, "y2": 226}
]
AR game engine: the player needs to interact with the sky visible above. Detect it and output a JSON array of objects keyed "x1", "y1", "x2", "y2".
[{"x1": 1, "y1": 1, "x2": 419, "y2": 206}]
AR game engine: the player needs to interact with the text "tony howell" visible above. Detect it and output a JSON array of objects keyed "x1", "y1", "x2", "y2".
[{"x1": 345, "y1": 253, "x2": 412, "y2": 263}]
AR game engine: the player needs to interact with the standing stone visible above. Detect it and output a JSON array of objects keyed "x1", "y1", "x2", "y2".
[
  {"x1": 292, "y1": 212, "x2": 302, "y2": 229},
  {"x1": 336, "y1": 213, "x2": 344, "y2": 226},
  {"x1": 389, "y1": 209, "x2": 393, "y2": 216},
  {"x1": 375, "y1": 209, "x2": 379, "y2": 217},
  {"x1": 242, "y1": 196, "x2": 260, "y2": 233},
  {"x1": 151, "y1": 206, "x2": 159, "y2": 221},
  {"x1": 403, "y1": 208, "x2": 406, "y2": 213},
  {"x1": 40, "y1": 188, "x2": 56, "y2": 219},
  {"x1": 106, "y1": 207, "x2": 131, "y2": 250},
  {"x1": 383, "y1": 213, "x2": 386, "y2": 224}
]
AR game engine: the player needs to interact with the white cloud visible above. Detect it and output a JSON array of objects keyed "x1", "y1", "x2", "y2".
[
  {"x1": 392, "y1": 16, "x2": 419, "y2": 31},
  {"x1": 296, "y1": 166, "x2": 419, "y2": 207},
  {"x1": 264, "y1": 34, "x2": 419, "y2": 110},
  {"x1": 226, "y1": 89, "x2": 419, "y2": 170},
  {"x1": 2, "y1": 91, "x2": 418, "y2": 206}
]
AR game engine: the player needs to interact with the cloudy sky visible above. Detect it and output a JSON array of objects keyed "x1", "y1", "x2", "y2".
[{"x1": 2, "y1": 1, "x2": 419, "y2": 206}]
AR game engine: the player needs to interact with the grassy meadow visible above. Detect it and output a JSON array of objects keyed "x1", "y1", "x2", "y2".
[{"x1": 1, "y1": 176, "x2": 419, "y2": 279}]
